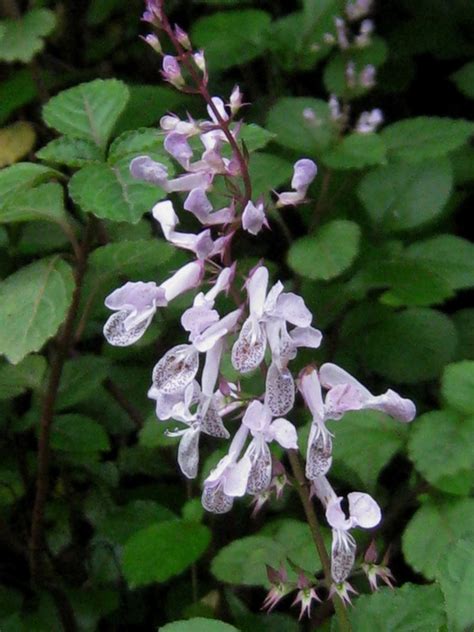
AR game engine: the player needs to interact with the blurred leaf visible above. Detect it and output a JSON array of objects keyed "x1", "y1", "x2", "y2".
[
  {"x1": 358, "y1": 158, "x2": 453, "y2": 232},
  {"x1": 68, "y1": 156, "x2": 166, "y2": 223},
  {"x1": 51, "y1": 414, "x2": 110, "y2": 452},
  {"x1": 86, "y1": 0, "x2": 123, "y2": 25},
  {"x1": 364, "y1": 308, "x2": 457, "y2": 383},
  {"x1": 453, "y1": 309, "x2": 474, "y2": 360},
  {"x1": 192, "y1": 10, "x2": 271, "y2": 71},
  {"x1": 0, "y1": 9, "x2": 56, "y2": 63},
  {"x1": 436, "y1": 538, "x2": 474, "y2": 632},
  {"x1": 288, "y1": 220, "x2": 361, "y2": 281},
  {"x1": 0, "y1": 256, "x2": 74, "y2": 364},
  {"x1": 182, "y1": 499, "x2": 204, "y2": 523},
  {"x1": 402, "y1": 496, "x2": 474, "y2": 578},
  {"x1": 67, "y1": 588, "x2": 119, "y2": 632},
  {"x1": 408, "y1": 410, "x2": 474, "y2": 488},
  {"x1": 348, "y1": 584, "x2": 445, "y2": 631},
  {"x1": 382, "y1": 116, "x2": 474, "y2": 162},
  {"x1": 43, "y1": 79, "x2": 130, "y2": 148},
  {"x1": 36, "y1": 136, "x2": 103, "y2": 168},
  {"x1": 239, "y1": 124, "x2": 276, "y2": 152},
  {"x1": 327, "y1": 410, "x2": 407, "y2": 491},
  {"x1": 0, "y1": 69, "x2": 37, "y2": 125},
  {"x1": 267, "y1": 97, "x2": 336, "y2": 154},
  {"x1": 56, "y1": 355, "x2": 110, "y2": 410},
  {"x1": 97, "y1": 499, "x2": 175, "y2": 544},
  {"x1": 0, "y1": 354, "x2": 46, "y2": 400},
  {"x1": 122, "y1": 520, "x2": 211, "y2": 586},
  {"x1": 452, "y1": 61, "x2": 474, "y2": 99},
  {"x1": 160, "y1": 620, "x2": 239, "y2": 632},
  {"x1": 0, "y1": 163, "x2": 60, "y2": 205},
  {"x1": 0, "y1": 122, "x2": 35, "y2": 168},
  {"x1": 441, "y1": 361, "x2": 474, "y2": 415},
  {"x1": 404, "y1": 234, "x2": 474, "y2": 291},
  {"x1": 0, "y1": 183, "x2": 68, "y2": 228},
  {"x1": 321, "y1": 133, "x2": 386, "y2": 169}
]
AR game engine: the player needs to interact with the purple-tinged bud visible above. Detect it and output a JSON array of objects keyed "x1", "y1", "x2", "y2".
[
  {"x1": 335, "y1": 17, "x2": 350, "y2": 50},
  {"x1": 329, "y1": 580, "x2": 358, "y2": 606},
  {"x1": 292, "y1": 574, "x2": 321, "y2": 620},
  {"x1": 142, "y1": 33, "x2": 162, "y2": 53},
  {"x1": 355, "y1": 108, "x2": 383, "y2": 133},
  {"x1": 360, "y1": 64, "x2": 376, "y2": 88},
  {"x1": 142, "y1": 0, "x2": 163, "y2": 25},
  {"x1": 323, "y1": 32, "x2": 336, "y2": 44},
  {"x1": 229, "y1": 85, "x2": 243, "y2": 116},
  {"x1": 355, "y1": 18, "x2": 374, "y2": 47},
  {"x1": 346, "y1": 0, "x2": 373, "y2": 21},
  {"x1": 162, "y1": 55, "x2": 185, "y2": 89},
  {"x1": 242, "y1": 200, "x2": 267, "y2": 236},
  {"x1": 345, "y1": 61, "x2": 357, "y2": 88},
  {"x1": 174, "y1": 24, "x2": 191, "y2": 50},
  {"x1": 262, "y1": 564, "x2": 292, "y2": 613},
  {"x1": 302, "y1": 107, "x2": 317, "y2": 124},
  {"x1": 329, "y1": 94, "x2": 342, "y2": 122},
  {"x1": 193, "y1": 50, "x2": 206, "y2": 73}
]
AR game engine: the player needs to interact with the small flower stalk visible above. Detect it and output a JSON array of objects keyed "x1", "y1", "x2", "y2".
[{"x1": 103, "y1": 0, "x2": 417, "y2": 620}]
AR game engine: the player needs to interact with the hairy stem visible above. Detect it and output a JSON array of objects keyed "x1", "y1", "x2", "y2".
[
  {"x1": 29, "y1": 220, "x2": 93, "y2": 584},
  {"x1": 288, "y1": 450, "x2": 352, "y2": 632}
]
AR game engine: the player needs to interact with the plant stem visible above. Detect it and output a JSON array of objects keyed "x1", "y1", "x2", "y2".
[
  {"x1": 29, "y1": 220, "x2": 93, "y2": 584},
  {"x1": 288, "y1": 450, "x2": 352, "y2": 632}
]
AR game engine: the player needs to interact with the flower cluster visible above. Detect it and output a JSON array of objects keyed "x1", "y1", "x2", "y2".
[{"x1": 104, "y1": 0, "x2": 416, "y2": 617}]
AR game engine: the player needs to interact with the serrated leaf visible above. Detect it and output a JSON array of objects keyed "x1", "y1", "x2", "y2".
[
  {"x1": 364, "y1": 308, "x2": 457, "y2": 383},
  {"x1": 358, "y1": 158, "x2": 453, "y2": 232},
  {"x1": 0, "y1": 355, "x2": 46, "y2": 400},
  {"x1": 267, "y1": 97, "x2": 336, "y2": 154},
  {"x1": 288, "y1": 220, "x2": 361, "y2": 281},
  {"x1": 0, "y1": 9, "x2": 56, "y2": 63},
  {"x1": 51, "y1": 414, "x2": 110, "y2": 452},
  {"x1": 56, "y1": 355, "x2": 110, "y2": 410},
  {"x1": 408, "y1": 410, "x2": 474, "y2": 487},
  {"x1": 108, "y1": 128, "x2": 163, "y2": 163},
  {"x1": 381, "y1": 116, "x2": 474, "y2": 162},
  {"x1": 321, "y1": 133, "x2": 386, "y2": 169},
  {"x1": 0, "y1": 183, "x2": 68, "y2": 228},
  {"x1": 441, "y1": 361, "x2": 474, "y2": 415},
  {"x1": 43, "y1": 79, "x2": 130, "y2": 148},
  {"x1": 192, "y1": 10, "x2": 271, "y2": 71},
  {"x1": 0, "y1": 256, "x2": 74, "y2": 364},
  {"x1": 0, "y1": 122, "x2": 36, "y2": 168},
  {"x1": 36, "y1": 136, "x2": 103, "y2": 168},
  {"x1": 436, "y1": 537, "x2": 474, "y2": 632},
  {"x1": 161, "y1": 620, "x2": 239, "y2": 632},
  {"x1": 327, "y1": 410, "x2": 407, "y2": 491},
  {"x1": 403, "y1": 497, "x2": 474, "y2": 579},
  {"x1": 122, "y1": 520, "x2": 211, "y2": 586},
  {"x1": 404, "y1": 235, "x2": 474, "y2": 291},
  {"x1": 348, "y1": 584, "x2": 445, "y2": 632},
  {"x1": 68, "y1": 157, "x2": 166, "y2": 223},
  {"x1": 0, "y1": 163, "x2": 60, "y2": 205}
]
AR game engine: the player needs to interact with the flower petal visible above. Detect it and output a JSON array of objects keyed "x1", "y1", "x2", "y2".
[
  {"x1": 223, "y1": 455, "x2": 252, "y2": 497},
  {"x1": 246, "y1": 440, "x2": 272, "y2": 494},
  {"x1": 306, "y1": 423, "x2": 332, "y2": 478},
  {"x1": 274, "y1": 292, "x2": 312, "y2": 327},
  {"x1": 152, "y1": 344, "x2": 199, "y2": 394},
  {"x1": 242, "y1": 400, "x2": 272, "y2": 434},
  {"x1": 202, "y1": 483, "x2": 233, "y2": 514},
  {"x1": 348, "y1": 492, "x2": 381, "y2": 529},
  {"x1": 103, "y1": 310, "x2": 153, "y2": 347},
  {"x1": 265, "y1": 363, "x2": 295, "y2": 417},
  {"x1": 231, "y1": 317, "x2": 267, "y2": 373},
  {"x1": 178, "y1": 427, "x2": 200, "y2": 479},
  {"x1": 331, "y1": 530, "x2": 356, "y2": 584},
  {"x1": 269, "y1": 417, "x2": 298, "y2": 449}
]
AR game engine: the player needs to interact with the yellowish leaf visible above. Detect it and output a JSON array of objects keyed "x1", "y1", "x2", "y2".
[{"x1": 0, "y1": 121, "x2": 36, "y2": 167}]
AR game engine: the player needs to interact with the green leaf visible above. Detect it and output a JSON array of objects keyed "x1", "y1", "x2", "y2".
[
  {"x1": 192, "y1": 10, "x2": 271, "y2": 71},
  {"x1": 0, "y1": 355, "x2": 46, "y2": 400},
  {"x1": 43, "y1": 79, "x2": 130, "y2": 148},
  {"x1": 348, "y1": 584, "x2": 445, "y2": 632},
  {"x1": 288, "y1": 220, "x2": 361, "y2": 281},
  {"x1": 358, "y1": 158, "x2": 453, "y2": 232},
  {"x1": 160, "y1": 619, "x2": 239, "y2": 632},
  {"x1": 403, "y1": 496, "x2": 474, "y2": 578},
  {"x1": 267, "y1": 97, "x2": 336, "y2": 154},
  {"x1": 0, "y1": 163, "x2": 60, "y2": 205},
  {"x1": 323, "y1": 37, "x2": 388, "y2": 98},
  {"x1": 108, "y1": 128, "x2": 164, "y2": 163},
  {"x1": 0, "y1": 69, "x2": 37, "y2": 126},
  {"x1": 97, "y1": 500, "x2": 175, "y2": 545},
  {"x1": 381, "y1": 116, "x2": 474, "y2": 162},
  {"x1": 36, "y1": 136, "x2": 103, "y2": 168},
  {"x1": 453, "y1": 309, "x2": 474, "y2": 360},
  {"x1": 404, "y1": 235, "x2": 474, "y2": 291},
  {"x1": 51, "y1": 414, "x2": 110, "y2": 452},
  {"x1": 0, "y1": 256, "x2": 74, "y2": 364},
  {"x1": 441, "y1": 361, "x2": 474, "y2": 415},
  {"x1": 239, "y1": 124, "x2": 276, "y2": 152},
  {"x1": 364, "y1": 308, "x2": 457, "y2": 383},
  {"x1": 436, "y1": 537, "x2": 474, "y2": 632},
  {"x1": 321, "y1": 133, "x2": 386, "y2": 170},
  {"x1": 327, "y1": 410, "x2": 407, "y2": 491},
  {"x1": 69, "y1": 157, "x2": 166, "y2": 223},
  {"x1": 122, "y1": 520, "x2": 211, "y2": 587},
  {"x1": 0, "y1": 9, "x2": 56, "y2": 63},
  {"x1": 0, "y1": 183, "x2": 68, "y2": 228},
  {"x1": 248, "y1": 153, "x2": 293, "y2": 198},
  {"x1": 408, "y1": 410, "x2": 474, "y2": 488},
  {"x1": 56, "y1": 356, "x2": 110, "y2": 410},
  {"x1": 452, "y1": 61, "x2": 474, "y2": 99}
]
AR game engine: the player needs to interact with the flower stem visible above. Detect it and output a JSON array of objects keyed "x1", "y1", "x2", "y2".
[{"x1": 288, "y1": 450, "x2": 352, "y2": 632}]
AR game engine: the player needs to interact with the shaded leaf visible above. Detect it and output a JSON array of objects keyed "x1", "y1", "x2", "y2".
[
  {"x1": 36, "y1": 136, "x2": 103, "y2": 168},
  {"x1": 51, "y1": 414, "x2": 110, "y2": 452},
  {"x1": 0, "y1": 9, "x2": 56, "y2": 63},
  {"x1": 0, "y1": 122, "x2": 36, "y2": 168}
]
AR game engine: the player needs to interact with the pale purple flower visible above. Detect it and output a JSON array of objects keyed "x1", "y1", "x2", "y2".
[
  {"x1": 242, "y1": 400, "x2": 297, "y2": 494},
  {"x1": 329, "y1": 94, "x2": 343, "y2": 122},
  {"x1": 207, "y1": 96, "x2": 229, "y2": 125},
  {"x1": 184, "y1": 188, "x2": 235, "y2": 225},
  {"x1": 193, "y1": 50, "x2": 206, "y2": 74},
  {"x1": 355, "y1": 108, "x2": 384, "y2": 133},
  {"x1": 291, "y1": 574, "x2": 321, "y2": 620},
  {"x1": 335, "y1": 17, "x2": 350, "y2": 49},
  {"x1": 355, "y1": 19, "x2": 374, "y2": 47},
  {"x1": 229, "y1": 85, "x2": 243, "y2": 116},
  {"x1": 276, "y1": 159, "x2": 317, "y2": 207},
  {"x1": 202, "y1": 423, "x2": 251, "y2": 513},
  {"x1": 346, "y1": 0, "x2": 373, "y2": 21},
  {"x1": 345, "y1": 61, "x2": 357, "y2": 88},
  {"x1": 360, "y1": 64, "x2": 376, "y2": 88},
  {"x1": 262, "y1": 564, "x2": 292, "y2": 613},
  {"x1": 242, "y1": 200, "x2": 267, "y2": 235},
  {"x1": 142, "y1": 33, "x2": 161, "y2": 52},
  {"x1": 162, "y1": 55, "x2": 184, "y2": 88},
  {"x1": 174, "y1": 24, "x2": 191, "y2": 49},
  {"x1": 160, "y1": 114, "x2": 200, "y2": 136},
  {"x1": 319, "y1": 362, "x2": 416, "y2": 422}
]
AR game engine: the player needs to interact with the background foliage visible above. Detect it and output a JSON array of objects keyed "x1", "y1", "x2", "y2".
[{"x1": 0, "y1": 0, "x2": 473, "y2": 630}]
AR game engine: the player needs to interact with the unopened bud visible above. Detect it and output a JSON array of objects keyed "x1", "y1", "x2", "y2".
[
  {"x1": 193, "y1": 50, "x2": 206, "y2": 73},
  {"x1": 142, "y1": 33, "x2": 162, "y2": 53},
  {"x1": 174, "y1": 24, "x2": 191, "y2": 50},
  {"x1": 162, "y1": 55, "x2": 185, "y2": 89}
]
